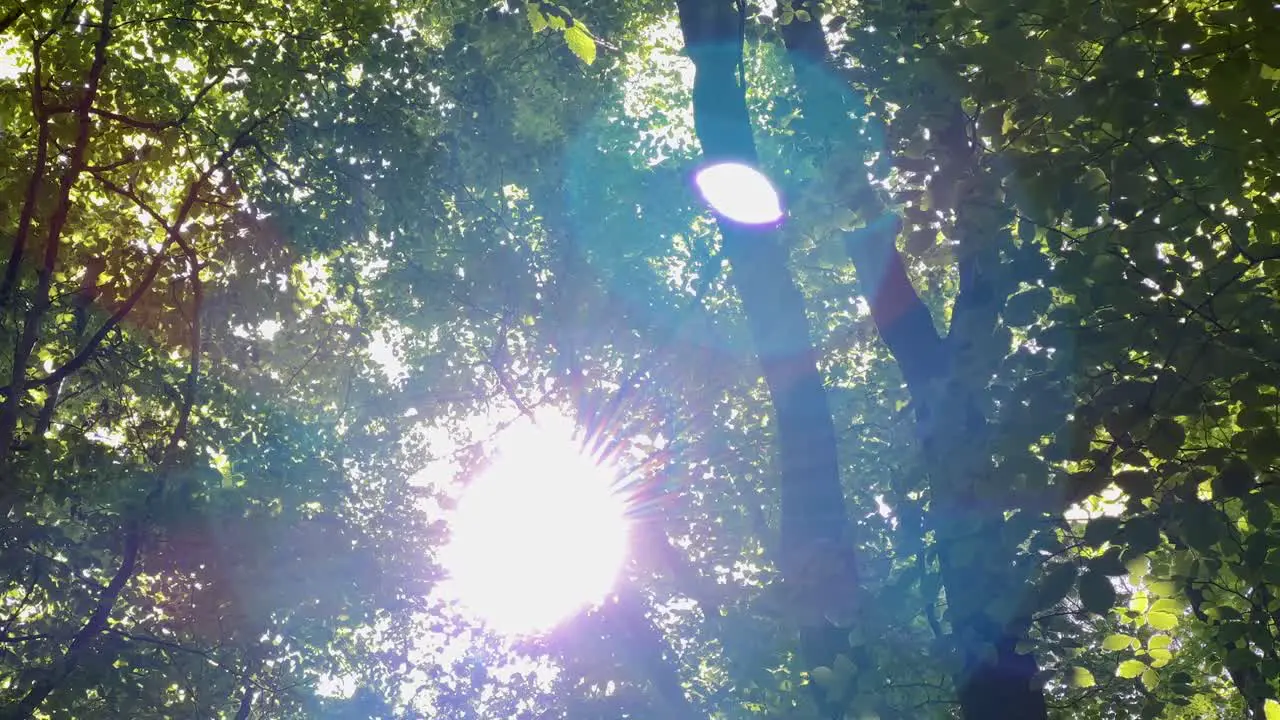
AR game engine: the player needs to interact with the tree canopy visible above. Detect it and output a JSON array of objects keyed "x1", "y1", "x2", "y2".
[{"x1": 1, "y1": 0, "x2": 1278, "y2": 718}]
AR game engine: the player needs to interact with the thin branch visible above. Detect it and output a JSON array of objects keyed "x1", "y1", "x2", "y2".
[
  {"x1": 88, "y1": 71, "x2": 224, "y2": 132},
  {"x1": 0, "y1": 6, "x2": 24, "y2": 36},
  {"x1": 0, "y1": 0, "x2": 115, "y2": 477},
  {"x1": 0, "y1": 18, "x2": 62, "y2": 310},
  {"x1": 0, "y1": 115, "x2": 272, "y2": 401},
  {"x1": 5, "y1": 525, "x2": 140, "y2": 720}
]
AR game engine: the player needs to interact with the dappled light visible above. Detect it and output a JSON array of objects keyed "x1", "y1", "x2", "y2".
[
  {"x1": 439, "y1": 410, "x2": 631, "y2": 637},
  {"x1": 694, "y1": 161, "x2": 784, "y2": 225}
]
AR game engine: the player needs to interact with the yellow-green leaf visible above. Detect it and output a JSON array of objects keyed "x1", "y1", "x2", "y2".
[
  {"x1": 563, "y1": 24, "x2": 596, "y2": 65},
  {"x1": 527, "y1": 4, "x2": 548, "y2": 33},
  {"x1": 1148, "y1": 648, "x2": 1173, "y2": 668},
  {"x1": 1117, "y1": 659, "x2": 1146, "y2": 679},
  {"x1": 1147, "y1": 610, "x2": 1178, "y2": 631},
  {"x1": 1103, "y1": 633, "x2": 1136, "y2": 651},
  {"x1": 1141, "y1": 667, "x2": 1159, "y2": 690},
  {"x1": 1263, "y1": 698, "x2": 1280, "y2": 720},
  {"x1": 1069, "y1": 666, "x2": 1096, "y2": 688}
]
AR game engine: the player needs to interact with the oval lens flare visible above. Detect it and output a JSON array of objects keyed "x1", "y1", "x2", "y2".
[{"x1": 694, "y1": 162, "x2": 784, "y2": 225}]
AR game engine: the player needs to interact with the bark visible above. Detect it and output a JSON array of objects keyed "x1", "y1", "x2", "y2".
[
  {"x1": 33, "y1": 259, "x2": 102, "y2": 436},
  {"x1": 0, "y1": 119, "x2": 50, "y2": 311},
  {"x1": 774, "y1": 7, "x2": 1048, "y2": 720},
  {"x1": 0, "y1": 0, "x2": 115, "y2": 474},
  {"x1": 672, "y1": 1, "x2": 858, "y2": 714}
]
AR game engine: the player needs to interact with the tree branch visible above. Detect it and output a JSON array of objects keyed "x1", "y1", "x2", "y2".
[
  {"x1": 773, "y1": 8, "x2": 1048, "y2": 720},
  {"x1": 606, "y1": 585, "x2": 704, "y2": 720},
  {"x1": 843, "y1": 214, "x2": 948, "y2": 389},
  {"x1": 0, "y1": 0, "x2": 116, "y2": 475},
  {"x1": 0, "y1": 5, "x2": 23, "y2": 36},
  {"x1": 673, "y1": 0, "x2": 853, "y2": 572},
  {"x1": 4, "y1": 525, "x2": 140, "y2": 720},
  {"x1": 234, "y1": 681, "x2": 255, "y2": 720},
  {"x1": 0, "y1": 116, "x2": 270, "y2": 404},
  {"x1": 88, "y1": 70, "x2": 223, "y2": 132},
  {"x1": 0, "y1": 21, "x2": 60, "y2": 310}
]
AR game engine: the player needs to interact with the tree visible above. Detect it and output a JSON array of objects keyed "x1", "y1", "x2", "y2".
[{"x1": 2, "y1": 0, "x2": 1278, "y2": 718}]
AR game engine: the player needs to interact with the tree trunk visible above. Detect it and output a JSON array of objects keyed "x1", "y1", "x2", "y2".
[
  {"x1": 672, "y1": 0, "x2": 858, "y2": 714},
  {"x1": 773, "y1": 6, "x2": 1049, "y2": 719}
]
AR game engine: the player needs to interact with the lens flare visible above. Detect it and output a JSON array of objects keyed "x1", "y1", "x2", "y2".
[{"x1": 694, "y1": 161, "x2": 784, "y2": 225}]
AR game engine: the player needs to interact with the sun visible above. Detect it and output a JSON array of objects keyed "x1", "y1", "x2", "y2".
[{"x1": 439, "y1": 410, "x2": 631, "y2": 636}]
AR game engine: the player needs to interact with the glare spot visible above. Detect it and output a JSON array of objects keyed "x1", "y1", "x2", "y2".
[
  {"x1": 0, "y1": 36, "x2": 24, "y2": 81},
  {"x1": 440, "y1": 410, "x2": 630, "y2": 636},
  {"x1": 694, "y1": 162, "x2": 784, "y2": 225},
  {"x1": 258, "y1": 319, "x2": 281, "y2": 340}
]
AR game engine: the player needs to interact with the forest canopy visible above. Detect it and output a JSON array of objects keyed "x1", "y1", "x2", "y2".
[{"x1": 1, "y1": 0, "x2": 1279, "y2": 718}]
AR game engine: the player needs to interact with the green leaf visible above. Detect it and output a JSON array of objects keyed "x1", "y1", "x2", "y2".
[
  {"x1": 1147, "y1": 611, "x2": 1179, "y2": 631},
  {"x1": 1085, "y1": 516, "x2": 1123, "y2": 547},
  {"x1": 1117, "y1": 659, "x2": 1147, "y2": 679},
  {"x1": 1003, "y1": 287, "x2": 1052, "y2": 326},
  {"x1": 1145, "y1": 419, "x2": 1185, "y2": 460},
  {"x1": 1103, "y1": 633, "x2": 1136, "y2": 651},
  {"x1": 1246, "y1": 428, "x2": 1280, "y2": 466},
  {"x1": 527, "y1": 2, "x2": 548, "y2": 32},
  {"x1": 1069, "y1": 666, "x2": 1096, "y2": 688},
  {"x1": 1122, "y1": 516, "x2": 1162, "y2": 554},
  {"x1": 1147, "y1": 634, "x2": 1172, "y2": 650},
  {"x1": 1263, "y1": 698, "x2": 1280, "y2": 720},
  {"x1": 563, "y1": 24, "x2": 596, "y2": 65},
  {"x1": 1090, "y1": 548, "x2": 1129, "y2": 576},
  {"x1": 1213, "y1": 458, "x2": 1254, "y2": 499},
  {"x1": 1180, "y1": 503, "x2": 1224, "y2": 551},
  {"x1": 1080, "y1": 571, "x2": 1117, "y2": 614},
  {"x1": 1141, "y1": 667, "x2": 1160, "y2": 690},
  {"x1": 1148, "y1": 648, "x2": 1173, "y2": 668}
]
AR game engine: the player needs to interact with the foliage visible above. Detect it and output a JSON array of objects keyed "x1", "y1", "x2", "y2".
[{"x1": 0, "y1": 0, "x2": 1277, "y2": 718}]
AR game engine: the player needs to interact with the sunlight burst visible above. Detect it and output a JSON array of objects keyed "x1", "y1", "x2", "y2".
[
  {"x1": 440, "y1": 411, "x2": 630, "y2": 636},
  {"x1": 694, "y1": 161, "x2": 784, "y2": 225}
]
